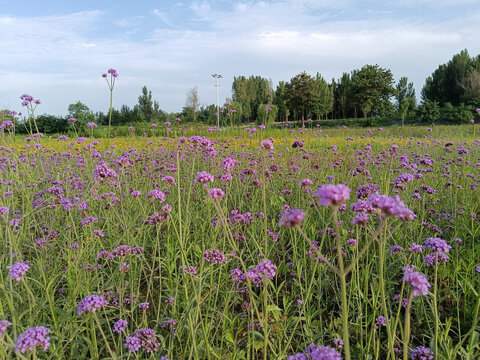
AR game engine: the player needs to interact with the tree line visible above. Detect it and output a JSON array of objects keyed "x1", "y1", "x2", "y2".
[{"x1": 2, "y1": 49, "x2": 479, "y2": 133}]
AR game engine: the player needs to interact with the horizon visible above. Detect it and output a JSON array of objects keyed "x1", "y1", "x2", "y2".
[{"x1": 1, "y1": 0, "x2": 480, "y2": 116}]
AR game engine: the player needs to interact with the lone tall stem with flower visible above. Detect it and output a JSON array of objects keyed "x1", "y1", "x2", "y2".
[{"x1": 102, "y1": 68, "x2": 118, "y2": 147}]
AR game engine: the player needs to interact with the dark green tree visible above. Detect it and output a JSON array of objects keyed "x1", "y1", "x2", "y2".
[
  {"x1": 285, "y1": 72, "x2": 319, "y2": 127},
  {"x1": 351, "y1": 64, "x2": 395, "y2": 118},
  {"x1": 137, "y1": 86, "x2": 154, "y2": 123},
  {"x1": 422, "y1": 49, "x2": 480, "y2": 106},
  {"x1": 313, "y1": 73, "x2": 334, "y2": 120},
  {"x1": 274, "y1": 81, "x2": 290, "y2": 122},
  {"x1": 334, "y1": 72, "x2": 355, "y2": 119},
  {"x1": 419, "y1": 99, "x2": 440, "y2": 124},
  {"x1": 395, "y1": 77, "x2": 417, "y2": 126}
]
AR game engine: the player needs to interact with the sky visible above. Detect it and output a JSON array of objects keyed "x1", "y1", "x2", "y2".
[{"x1": 1, "y1": 0, "x2": 480, "y2": 116}]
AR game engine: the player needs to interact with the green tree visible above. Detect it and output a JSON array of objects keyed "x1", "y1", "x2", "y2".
[
  {"x1": 422, "y1": 49, "x2": 480, "y2": 106},
  {"x1": 232, "y1": 75, "x2": 273, "y2": 122},
  {"x1": 351, "y1": 64, "x2": 395, "y2": 118},
  {"x1": 313, "y1": 73, "x2": 334, "y2": 120},
  {"x1": 395, "y1": 77, "x2": 417, "y2": 126},
  {"x1": 137, "y1": 86, "x2": 154, "y2": 123},
  {"x1": 285, "y1": 72, "x2": 319, "y2": 127},
  {"x1": 419, "y1": 99, "x2": 440, "y2": 124},
  {"x1": 185, "y1": 86, "x2": 200, "y2": 122},
  {"x1": 256, "y1": 104, "x2": 278, "y2": 127},
  {"x1": 334, "y1": 72, "x2": 355, "y2": 119},
  {"x1": 274, "y1": 81, "x2": 290, "y2": 122}
]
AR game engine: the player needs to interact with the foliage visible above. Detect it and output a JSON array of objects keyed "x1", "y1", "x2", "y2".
[
  {"x1": 395, "y1": 77, "x2": 417, "y2": 125},
  {"x1": 418, "y1": 99, "x2": 440, "y2": 124},
  {"x1": 256, "y1": 104, "x2": 278, "y2": 127},
  {"x1": 185, "y1": 85, "x2": 200, "y2": 122},
  {"x1": 351, "y1": 64, "x2": 395, "y2": 118},
  {"x1": 422, "y1": 49, "x2": 480, "y2": 106}
]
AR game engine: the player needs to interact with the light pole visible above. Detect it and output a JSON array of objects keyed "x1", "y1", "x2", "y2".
[{"x1": 211, "y1": 73, "x2": 222, "y2": 129}]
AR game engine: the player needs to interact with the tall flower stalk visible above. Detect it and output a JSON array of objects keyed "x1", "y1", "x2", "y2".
[{"x1": 102, "y1": 68, "x2": 118, "y2": 146}]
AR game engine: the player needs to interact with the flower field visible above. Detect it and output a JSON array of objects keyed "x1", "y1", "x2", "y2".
[{"x1": 0, "y1": 124, "x2": 479, "y2": 359}]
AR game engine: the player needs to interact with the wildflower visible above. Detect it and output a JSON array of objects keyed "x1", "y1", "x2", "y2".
[
  {"x1": 403, "y1": 268, "x2": 431, "y2": 296},
  {"x1": 0, "y1": 320, "x2": 11, "y2": 336},
  {"x1": 247, "y1": 260, "x2": 276, "y2": 286},
  {"x1": 352, "y1": 212, "x2": 370, "y2": 225},
  {"x1": 208, "y1": 188, "x2": 225, "y2": 200},
  {"x1": 204, "y1": 249, "x2": 227, "y2": 264},
  {"x1": 347, "y1": 238, "x2": 357, "y2": 246},
  {"x1": 304, "y1": 343, "x2": 342, "y2": 359},
  {"x1": 195, "y1": 171, "x2": 215, "y2": 183},
  {"x1": 375, "y1": 316, "x2": 386, "y2": 326},
  {"x1": 113, "y1": 319, "x2": 128, "y2": 333},
  {"x1": 278, "y1": 208, "x2": 305, "y2": 228},
  {"x1": 333, "y1": 338, "x2": 344, "y2": 349},
  {"x1": 390, "y1": 245, "x2": 403, "y2": 254},
  {"x1": 77, "y1": 295, "x2": 108, "y2": 315},
  {"x1": 139, "y1": 302, "x2": 150, "y2": 309},
  {"x1": 8, "y1": 261, "x2": 30, "y2": 281},
  {"x1": 409, "y1": 243, "x2": 423, "y2": 253},
  {"x1": 86, "y1": 122, "x2": 98, "y2": 128},
  {"x1": 68, "y1": 117, "x2": 77, "y2": 123},
  {"x1": 424, "y1": 237, "x2": 451, "y2": 253},
  {"x1": 313, "y1": 184, "x2": 351, "y2": 207},
  {"x1": 261, "y1": 140, "x2": 274, "y2": 150},
  {"x1": 146, "y1": 189, "x2": 166, "y2": 202},
  {"x1": 411, "y1": 346, "x2": 434, "y2": 360},
  {"x1": 0, "y1": 206, "x2": 8, "y2": 216},
  {"x1": 368, "y1": 194, "x2": 416, "y2": 221},
  {"x1": 15, "y1": 326, "x2": 51, "y2": 353}
]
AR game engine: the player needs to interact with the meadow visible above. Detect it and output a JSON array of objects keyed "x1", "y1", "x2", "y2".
[{"x1": 0, "y1": 123, "x2": 479, "y2": 359}]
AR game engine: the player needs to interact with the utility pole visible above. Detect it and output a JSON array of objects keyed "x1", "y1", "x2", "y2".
[{"x1": 211, "y1": 73, "x2": 222, "y2": 129}]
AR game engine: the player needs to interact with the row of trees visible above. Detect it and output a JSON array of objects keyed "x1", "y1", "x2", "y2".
[{"x1": 2, "y1": 49, "x2": 478, "y2": 133}]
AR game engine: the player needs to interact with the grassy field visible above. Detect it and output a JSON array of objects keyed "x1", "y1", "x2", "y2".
[{"x1": 0, "y1": 124, "x2": 479, "y2": 359}]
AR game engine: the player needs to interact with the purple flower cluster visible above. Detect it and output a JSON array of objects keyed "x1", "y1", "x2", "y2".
[
  {"x1": 124, "y1": 328, "x2": 159, "y2": 353},
  {"x1": 368, "y1": 194, "x2": 416, "y2": 221},
  {"x1": 146, "y1": 189, "x2": 166, "y2": 202},
  {"x1": 278, "y1": 208, "x2": 305, "y2": 228},
  {"x1": 77, "y1": 295, "x2": 108, "y2": 315},
  {"x1": 411, "y1": 346, "x2": 434, "y2": 360},
  {"x1": 424, "y1": 237, "x2": 451, "y2": 253},
  {"x1": 313, "y1": 184, "x2": 351, "y2": 207},
  {"x1": 208, "y1": 188, "x2": 225, "y2": 200},
  {"x1": 246, "y1": 260, "x2": 277, "y2": 286},
  {"x1": 195, "y1": 171, "x2": 215, "y2": 183},
  {"x1": 204, "y1": 249, "x2": 227, "y2": 264},
  {"x1": 288, "y1": 343, "x2": 342, "y2": 360},
  {"x1": 15, "y1": 326, "x2": 51, "y2": 354},
  {"x1": 0, "y1": 320, "x2": 11, "y2": 336},
  {"x1": 113, "y1": 319, "x2": 128, "y2": 333},
  {"x1": 8, "y1": 261, "x2": 30, "y2": 281},
  {"x1": 403, "y1": 267, "x2": 431, "y2": 297}
]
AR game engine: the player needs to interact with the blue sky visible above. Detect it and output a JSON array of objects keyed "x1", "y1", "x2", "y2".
[{"x1": 1, "y1": 0, "x2": 480, "y2": 116}]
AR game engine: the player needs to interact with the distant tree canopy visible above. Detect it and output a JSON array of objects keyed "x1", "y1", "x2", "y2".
[
  {"x1": 6, "y1": 49, "x2": 480, "y2": 133},
  {"x1": 422, "y1": 49, "x2": 480, "y2": 106}
]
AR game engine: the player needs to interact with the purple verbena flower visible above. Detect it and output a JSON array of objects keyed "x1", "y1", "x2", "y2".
[
  {"x1": 15, "y1": 326, "x2": 51, "y2": 353},
  {"x1": 278, "y1": 208, "x2": 305, "y2": 228},
  {"x1": 313, "y1": 184, "x2": 351, "y2": 207},
  {"x1": 77, "y1": 295, "x2": 108, "y2": 315},
  {"x1": 8, "y1": 261, "x2": 30, "y2": 281},
  {"x1": 113, "y1": 319, "x2": 128, "y2": 333},
  {"x1": 411, "y1": 346, "x2": 434, "y2": 360},
  {"x1": 403, "y1": 268, "x2": 431, "y2": 296}
]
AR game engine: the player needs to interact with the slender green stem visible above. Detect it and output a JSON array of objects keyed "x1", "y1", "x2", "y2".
[
  {"x1": 433, "y1": 253, "x2": 439, "y2": 360},
  {"x1": 403, "y1": 292, "x2": 414, "y2": 360},
  {"x1": 333, "y1": 208, "x2": 351, "y2": 360}
]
